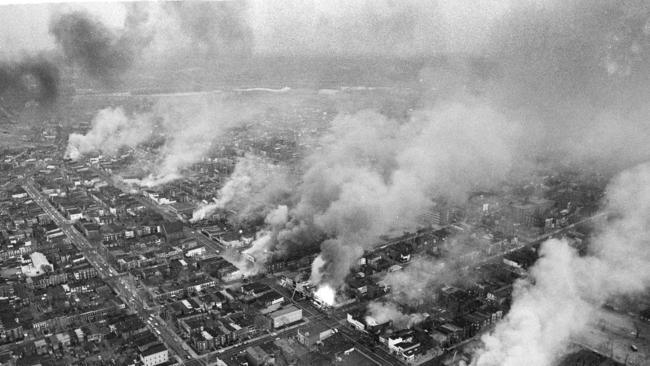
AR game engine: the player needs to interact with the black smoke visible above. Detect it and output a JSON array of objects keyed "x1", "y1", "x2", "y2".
[
  {"x1": 49, "y1": 11, "x2": 138, "y2": 84},
  {"x1": 0, "y1": 56, "x2": 60, "y2": 107}
]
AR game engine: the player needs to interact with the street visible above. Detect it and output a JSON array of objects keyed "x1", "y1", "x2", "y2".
[{"x1": 22, "y1": 180, "x2": 202, "y2": 365}]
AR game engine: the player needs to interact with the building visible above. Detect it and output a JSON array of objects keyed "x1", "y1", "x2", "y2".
[
  {"x1": 139, "y1": 342, "x2": 168, "y2": 366},
  {"x1": 217, "y1": 231, "x2": 248, "y2": 248},
  {"x1": 185, "y1": 246, "x2": 206, "y2": 258},
  {"x1": 161, "y1": 221, "x2": 184, "y2": 243},
  {"x1": 269, "y1": 305, "x2": 302, "y2": 329},
  {"x1": 67, "y1": 207, "x2": 83, "y2": 222},
  {"x1": 297, "y1": 323, "x2": 335, "y2": 347},
  {"x1": 246, "y1": 345, "x2": 273, "y2": 366},
  {"x1": 346, "y1": 311, "x2": 366, "y2": 331},
  {"x1": 508, "y1": 198, "x2": 553, "y2": 228},
  {"x1": 241, "y1": 282, "x2": 272, "y2": 297},
  {"x1": 0, "y1": 301, "x2": 23, "y2": 343}
]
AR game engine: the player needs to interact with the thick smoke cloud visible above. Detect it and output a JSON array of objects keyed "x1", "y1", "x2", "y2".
[
  {"x1": 49, "y1": 10, "x2": 145, "y2": 84},
  {"x1": 472, "y1": 162, "x2": 650, "y2": 366},
  {"x1": 0, "y1": 57, "x2": 59, "y2": 107},
  {"x1": 240, "y1": 99, "x2": 520, "y2": 289},
  {"x1": 309, "y1": 103, "x2": 518, "y2": 288},
  {"x1": 241, "y1": 205, "x2": 290, "y2": 270},
  {"x1": 66, "y1": 107, "x2": 154, "y2": 160}
]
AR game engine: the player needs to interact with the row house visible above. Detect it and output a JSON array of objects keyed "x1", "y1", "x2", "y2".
[
  {"x1": 69, "y1": 263, "x2": 97, "y2": 281},
  {"x1": 0, "y1": 243, "x2": 33, "y2": 260},
  {"x1": 34, "y1": 272, "x2": 68, "y2": 289}
]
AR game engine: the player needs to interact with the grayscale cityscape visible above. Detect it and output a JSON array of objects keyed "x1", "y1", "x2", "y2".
[{"x1": 0, "y1": 1, "x2": 648, "y2": 366}]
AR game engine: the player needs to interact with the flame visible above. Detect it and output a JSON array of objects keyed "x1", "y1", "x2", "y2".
[{"x1": 314, "y1": 284, "x2": 336, "y2": 306}]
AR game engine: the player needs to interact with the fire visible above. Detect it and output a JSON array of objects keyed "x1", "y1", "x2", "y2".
[{"x1": 314, "y1": 284, "x2": 336, "y2": 307}]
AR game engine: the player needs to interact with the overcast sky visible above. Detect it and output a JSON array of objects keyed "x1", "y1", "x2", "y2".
[
  {"x1": 0, "y1": 0, "x2": 519, "y2": 60},
  {"x1": 0, "y1": 3, "x2": 126, "y2": 58}
]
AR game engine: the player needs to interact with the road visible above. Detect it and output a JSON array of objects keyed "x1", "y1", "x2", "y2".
[{"x1": 22, "y1": 179, "x2": 202, "y2": 365}]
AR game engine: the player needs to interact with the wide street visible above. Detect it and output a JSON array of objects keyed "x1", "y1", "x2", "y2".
[{"x1": 22, "y1": 179, "x2": 201, "y2": 365}]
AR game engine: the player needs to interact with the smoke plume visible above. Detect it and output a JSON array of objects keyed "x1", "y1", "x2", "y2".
[
  {"x1": 380, "y1": 258, "x2": 448, "y2": 306},
  {"x1": 138, "y1": 96, "x2": 265, "y2": 187},
  {"x1": 50, "y1": 10, "x2": 146, "y2": 84},
  {"x1": 366, "y1": 301, "x2": 426, "y2": 330},
  {"x1": 0, "y1": 56, "x2": 59, "y2": 107},
  {"x1": 66, "y1": 94, "x2": 265, "y2": 186},
  {"x1": 66, "y1": 107, "x2": 154, "y2": 159},
  {"x1": 472, "y1": 162, "x2": 650, "y2": 366},
  {"x1": 190, "y1": 155, "x2": 291, "y2": 223},
  {"x1": 242, "y1": 205, "x2": 290, "y2": 266},
  {"x1": 298, "y1": 101, "x2": 519, "y2": 289}
]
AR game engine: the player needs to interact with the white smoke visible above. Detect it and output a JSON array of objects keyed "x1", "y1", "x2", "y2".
[
  {"x1": 135, "y1": 96, "x2": 261, "y2": 187},
  {"x1": 66, "y1": 107, "x2": 154, "y2": 160},
  {"x1": 265, "y1": 204, "x2": 288, "y2": 226},
  {"x1": 381, "y1": 258, "x2": 448, "y2": 305},
  {"x1": 190, "y1": 198, "x2": 219, "y2": 223},
  {"x1": 365, "y1": 301, "x2": 426, "y2": 329},
  {"x1": 189, "y1": 155, "x2": 291, "y2": 223},
  {"x1": 68, "y1": 95, "x2": 267, "y2": 187},
  {"x1": 472, "y1": 162, "x2": 650, "y2": 366},
  {"x1": 310, "y1": 255, "x2": 327, "y2": 286},
  {"x1": 241, "y1": 205, "x2": 290, "y2": 265},
  {"x1": 304, "y1": 100, "x2": 521, "y2": 289}
]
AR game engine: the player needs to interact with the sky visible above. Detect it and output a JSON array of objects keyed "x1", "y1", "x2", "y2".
[
  {"x1": 0, "y1": 0, "x2": 519, "y2": 60},
  {"x1": 0, "y1": 2, "x2": 126, "y2": 59}
]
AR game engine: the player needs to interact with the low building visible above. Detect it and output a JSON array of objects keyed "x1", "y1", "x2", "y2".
[
  {"x1": 162, "y1": 221, "x2": 184, "y2": 243},
  {"x1": 185, "y1": 246, "x2": 206, "y2": 258},
  {"x1": 297, "y1": 322, "x2": 335, "y2": 347},
  {"x1": 269, "y1": 305, "x2": 302, "y2": 329},
  {"x1": 346, "y1": 311, "x2": 366, "y2": 331},
  {"x1": 139, "y1": 342, "x2": 168, "y2": 366},
  {"x1": 246, "y1": 345, "x2": 273, "y2": 366}
]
